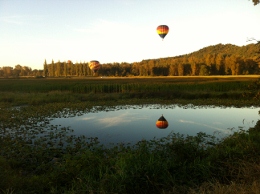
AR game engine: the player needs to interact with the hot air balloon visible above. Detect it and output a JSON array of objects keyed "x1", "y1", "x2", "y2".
[
  {"x1": 156, "y1": 115, "x2": 169, "y2": 129},
  {"x1": 156, "y1": 25, "x2": 169, "y2": 40},
  {"x1": 89, "y1": 60, "x2": 101, "y2": 74}
]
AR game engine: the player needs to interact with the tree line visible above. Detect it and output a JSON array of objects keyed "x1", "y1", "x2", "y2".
[
  {"x1": 1, "y1": 43, "x2": 259, "y2": 78},
  {"x1": 44, "y1": 43, "x2": 259, "y2": 77},
  {"x1": 0, "y1": 65, "x2": 43, "y2": 78}
]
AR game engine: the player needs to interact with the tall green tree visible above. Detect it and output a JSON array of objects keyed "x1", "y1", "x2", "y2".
[
  {"x1": 63, "y1": 61, "x2": 68, "y2": 77},
  {"x1": 43, "y1": 59, "x2": 48, "y2": 77},
  {"x1": 56, "y1": 60, "x2": 61, "y2": 77},
  {"x1": 14, "y1": 65, "x2": 22, "y2": 76},
  {"x1": 2, "y1": 66, "x2": 13, "y2": 77},
  {"x1": 51, "y1": 59, "x2": 55, "y2": 77}
]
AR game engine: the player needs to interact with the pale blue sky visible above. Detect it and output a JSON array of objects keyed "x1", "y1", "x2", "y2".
[{"x1": 1, "y1": 0, "x2": 259, "y2": 69}]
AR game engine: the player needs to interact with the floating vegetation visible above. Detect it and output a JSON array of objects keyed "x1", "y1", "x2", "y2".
[{"x1": 1, "y1": 103, "x2": 258, "y2": 151}]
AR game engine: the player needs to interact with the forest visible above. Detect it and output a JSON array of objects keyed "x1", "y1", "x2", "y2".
[{"x1": 0, "y1": 43, "x2": 259, "y2": 78}]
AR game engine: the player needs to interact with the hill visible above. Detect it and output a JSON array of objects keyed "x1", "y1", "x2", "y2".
[{"x1": 134, "y1": 43, "x2": 260, "y2": 76}]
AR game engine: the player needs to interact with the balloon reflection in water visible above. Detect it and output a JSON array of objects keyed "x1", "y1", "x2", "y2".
[{"x1": 156, "y1": 115, "x2": 169, "y2": 129}]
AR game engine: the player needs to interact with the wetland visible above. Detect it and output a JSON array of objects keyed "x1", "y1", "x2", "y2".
[{"x1": 1, "y1": 76, "x2": 260, "y2": 194}]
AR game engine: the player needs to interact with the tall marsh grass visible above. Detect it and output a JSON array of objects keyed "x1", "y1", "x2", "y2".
[
  {"x1": 0, "y1": 78, "x2": 250, "y2": 93},
  {"x1": 0, "y1": 78, "x2": 258, "y2": 106}
]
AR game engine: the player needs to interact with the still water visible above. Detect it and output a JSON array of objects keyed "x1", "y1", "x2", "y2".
[{"x1": 50, "y1": 104, "x2": 260, "y2": 146}]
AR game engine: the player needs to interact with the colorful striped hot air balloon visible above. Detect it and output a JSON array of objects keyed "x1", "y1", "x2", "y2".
[
  {"x1": 89, "y1": 60, "x2": 101, "y2": 74},
  {"x1": 156, "y1": 25, "x2": 169, "y2": 40},
  {"x1": 156, "y1": 115, "x2": 169, "y2": 129}
]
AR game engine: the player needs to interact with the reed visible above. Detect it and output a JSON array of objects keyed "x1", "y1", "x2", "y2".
[{"x1": 0, "y1": 78, "x2": 258, "y2": 107}]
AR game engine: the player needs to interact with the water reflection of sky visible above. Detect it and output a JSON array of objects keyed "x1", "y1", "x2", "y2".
[{"x1": 50, "y1": 105, "x2": 260, "y2": 146}]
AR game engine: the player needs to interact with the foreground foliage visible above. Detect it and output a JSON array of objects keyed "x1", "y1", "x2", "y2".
[{"x1": 1, "y1": 119, "x2": 260, "y2": 194}]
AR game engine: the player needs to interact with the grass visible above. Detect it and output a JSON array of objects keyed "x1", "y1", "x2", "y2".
[{"x1": 0, "y1": 77, "x2": 260, "y2": 193}]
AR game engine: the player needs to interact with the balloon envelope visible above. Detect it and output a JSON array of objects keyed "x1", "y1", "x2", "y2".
[
  {"x1": 156, "y1": 25, "x2": 169, "y2": 40},
  {"x1": 89, "y1": 60, "x2": 101, "y2": 73},
  {"x1": 156, "y1": 115, "x2": 169, "y2": 129}
]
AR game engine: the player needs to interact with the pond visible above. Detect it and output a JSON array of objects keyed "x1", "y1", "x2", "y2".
[{"x1": 49, "y1": 104, "x2": 260, "y2": 147}]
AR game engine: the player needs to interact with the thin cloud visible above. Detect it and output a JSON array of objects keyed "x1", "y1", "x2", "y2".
[
  {"x1": 78, "y1": 116, "x2": 96, "y2": 121},
  {"x1": 0, "y1": 15, "x2": 25, "y2": 25},
  {"x1": 179, "y1": 119, "x2": 195, "y2": 124},
  {"x1": 179, "y1": 119, "x2": 229, "y2": 134},
  {"x1": 0, "y1": 15, "x2": 44, "y2": 25},
  {"x1": 98, "y1": 112, "x2": 149, "y2": 128}
]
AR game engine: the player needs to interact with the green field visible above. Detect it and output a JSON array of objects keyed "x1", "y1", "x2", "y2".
[{"x1": 0, "y1": 76, "x2": 260, "y2": 194}]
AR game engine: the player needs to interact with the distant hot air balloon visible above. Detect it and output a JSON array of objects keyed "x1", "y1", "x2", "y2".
[
  {"x1": 156, "y1": 25, "x2": 169, "y2": 40},
  {"x1": 156, "y1": 115, "x2": 169, "y2": 129},
  {"x1": 89, "y1": 60, "x2": 101, "y2": 74}
]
